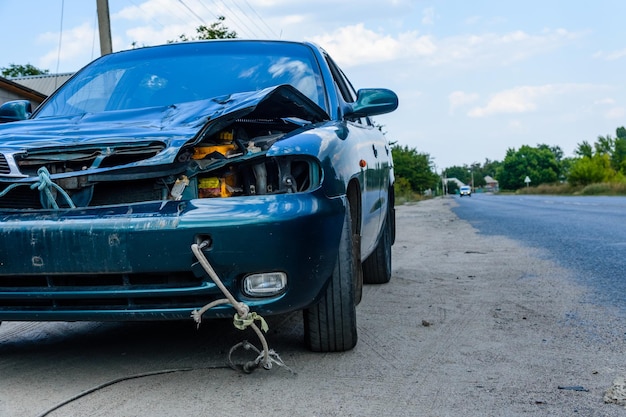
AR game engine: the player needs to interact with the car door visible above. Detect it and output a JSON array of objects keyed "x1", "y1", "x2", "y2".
[{"x1": 325, "y1": 56, "x2": 387, "y2": 255}]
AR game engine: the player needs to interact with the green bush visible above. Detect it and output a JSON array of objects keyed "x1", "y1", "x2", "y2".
[{"x1": 580, "y1": 182, "x2": 626, "y2": 195}]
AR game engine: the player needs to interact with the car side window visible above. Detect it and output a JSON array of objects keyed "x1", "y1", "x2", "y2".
[
  {"x1": 325, "y1": 55, "x2": 355, "y2": 102},
  {"x1": 324, "y1": 54, "x2": 367, "y2": 125}
]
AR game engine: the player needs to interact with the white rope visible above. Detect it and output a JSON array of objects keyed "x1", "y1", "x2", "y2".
[{"x1": 190, "y1": 242, "x2": 274, "y2": 371}]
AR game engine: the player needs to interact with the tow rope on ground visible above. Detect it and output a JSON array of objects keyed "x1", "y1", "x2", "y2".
[{"x1": 190, "y1": 241, "x2": 294, "y2": 374}]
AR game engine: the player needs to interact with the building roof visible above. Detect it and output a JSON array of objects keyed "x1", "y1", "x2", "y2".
[
  {"x1": 10, "y1": 73, "x2": 74, "y2": 96},
  {"x1": 484, "y1": 175, "x2": 499, "y2": 184},
  {"x1": 445, "y1": 177, "x2": 466, "y2": 187},
  {"x1": 0, "y1": 76, "x2": 47, "y2": 103}
]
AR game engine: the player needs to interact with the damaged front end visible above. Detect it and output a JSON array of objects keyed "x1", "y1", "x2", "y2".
[
  {"x1": 0, "y1": 85, "x2": 341, "y2": 321},
  {"x1": 0, "y1": 85, "x2": 328, "y2": 210}
]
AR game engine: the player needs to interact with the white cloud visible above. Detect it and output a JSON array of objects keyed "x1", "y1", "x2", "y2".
[
  {"x1": 308, "y1": 24, "x2": 435, "y2": 67},
  {"x1": 37, "y1": 22, "x2": 97, "y2": 70},
  {"x1": 593, "y1": 48, "x2": 626, "y2": 61},
  {"x1": 428, "y1": 28, "x2": 582, "y2": 67},
  {"x1": 468, "y1": 84, "x2": 596, "y2": 117},
  {"x1": 310, "y1": 25, "x2": 583, "y2": 69},
  {"x1": 422, "y1": 7, "x2": 435, "y2": 25},
  {"x1": 465, "y1": 15, "x2": 482, "y2": 25},
  {"x1": 449, "y1": 91, "x2": 479, "y2": 114},
  {"x1": 605, "y1": 107, "x2": 626, "y2": 119},
  {"x1": 115, "y1": 0, "x2": 189, "y2": 22},
  {"x1": 508, "y1": 120, "x2": 524, "y2": 131},
  {"x1": 594, "y1": 97, "x2": 616, "y2": 105},
  {"x1": 590, "y1": 97, "x2": 625, "y2": 119}
]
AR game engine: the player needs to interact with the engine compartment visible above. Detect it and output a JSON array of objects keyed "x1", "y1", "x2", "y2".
[{"x1": 0, "y1": 118, "x2": 321, "y2": 209}]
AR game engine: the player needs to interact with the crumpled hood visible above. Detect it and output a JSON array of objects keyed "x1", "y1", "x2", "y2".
[{"x1": 0, "y1": 85, "x2": 328, "y2": 167}]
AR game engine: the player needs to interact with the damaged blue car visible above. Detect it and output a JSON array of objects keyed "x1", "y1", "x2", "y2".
[{"x1": 0, "y1": 40, "x2": 398, "y2": 352}]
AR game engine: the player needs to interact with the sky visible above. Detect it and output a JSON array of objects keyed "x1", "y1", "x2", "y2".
[{"x1": 1, "y1": 0, "x2": 625, "y2": 171}]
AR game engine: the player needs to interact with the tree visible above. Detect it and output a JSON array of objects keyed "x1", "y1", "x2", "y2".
[
  {"x1": 1, "y1": 63, "x2": 49, "y2": 78},
  {"x1": 575, "y1": 141, "x2": 593, "y2": 158},
  {"x1": 568, "y1": 126, "x2": 626, "y2": 185},
  {"x1": 446, "y1": 180, "x2": 459, "y2": 195},
  {"x1": 497, "y1": 145, "x2": 560, "y2": 190},
  {"x1": 170, "y1": 16, "x2": 237, "y2": 42},
  {"x1": 391, "y1": 145, "x2": 439, "y2": 193},
  {"x1": 595, "y1": 134, "x2": 614, "y2": 156},
  {"x1": 568, "y1": 154, "x2": 614, "y2": 186},
  {"x1": 444, "y1": 165, "x2": 472, "y2": 185},
  {"x1": 612, "y1": 136, "x2": 626, "y2": 173}
]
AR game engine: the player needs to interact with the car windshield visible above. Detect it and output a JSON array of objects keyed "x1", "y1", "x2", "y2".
[{"x1": 35, "y1": 41, "x2": 325, "y2": 118}]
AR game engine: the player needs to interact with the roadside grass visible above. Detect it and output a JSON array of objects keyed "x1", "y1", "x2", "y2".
[
  {"x1": 515, "y1": 182, "x2": 626, "y2": 196},
  {"x1": 395, "y1": 192, "x2": 432, "y2": 205}
]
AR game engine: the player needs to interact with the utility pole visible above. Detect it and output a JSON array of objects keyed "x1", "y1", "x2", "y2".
[{"x1": 96, "y1": 0, "x2": 113, "y2": 55}]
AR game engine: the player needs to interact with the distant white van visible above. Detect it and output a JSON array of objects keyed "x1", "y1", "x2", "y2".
[{"x1": 460, "y1": 185, "x2": 471, "y2": 197}]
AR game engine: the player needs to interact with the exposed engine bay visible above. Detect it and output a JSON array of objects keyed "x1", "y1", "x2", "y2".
[
  {"x1": 0, "y1": 86, "x2": 327, "y2": 210},
  {"x1": 0, "y1": 118, "x2": 320, "y2": 209}
]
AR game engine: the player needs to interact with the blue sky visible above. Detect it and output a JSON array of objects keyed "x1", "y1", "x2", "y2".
[{"x1": 1, "y1": 0, "x2": 625, "y2": 171}]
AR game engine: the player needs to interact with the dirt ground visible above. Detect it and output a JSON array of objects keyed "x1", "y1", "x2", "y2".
[{"x1": 1, "y1": 197, "x2": 625, "y2": 416}]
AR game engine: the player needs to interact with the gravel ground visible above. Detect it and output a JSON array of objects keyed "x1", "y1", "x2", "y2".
[{"x1": 1, "y1": 197, "x2": 625, "y2": 416}]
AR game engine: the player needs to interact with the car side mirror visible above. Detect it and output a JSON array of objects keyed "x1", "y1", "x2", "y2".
[
  {"x1": 0, "y1": 100, "x2": 32, "y2": 123},
  {"x1": 345, "y1": 88, "x2": 398, "y2": 118}
]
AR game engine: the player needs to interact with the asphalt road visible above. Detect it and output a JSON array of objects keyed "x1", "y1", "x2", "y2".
[
  {"x1": 453, "y1": 194, "x2": 626, "y2": 317},
  {"x1": 1, "y1": 198, "x2": 625, "y2": 416}
]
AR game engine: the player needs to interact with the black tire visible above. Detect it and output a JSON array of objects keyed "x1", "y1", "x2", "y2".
[
  {"x1": 303, "y1": 201, "x2": 357, "y2": 352},
  {"x1": 363, "y1": 210, "x2": 392, "y2": 285},
  {"x1": 353, "y1": 232, "x2": 363, "y2": 306}
]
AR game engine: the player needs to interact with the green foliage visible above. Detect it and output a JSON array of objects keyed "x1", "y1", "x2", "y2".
[
  {"x1": 441, "y1": 126, "x2": 626, "y2": 195},
  {"x1": 516, "y1": 182, "x2": 580, "y2": 195},
  {"x1": 391, "y1": 145, "x2": 439, "y2": 194},
  {"x1": 444, "y1": 165, "x2": 470, "y2": 184},
  {"x1": 567, "y1": 126, "x2": 626, "y2": 185},
  {"x1": 575, "y1": 141, "x2": 593, "y2": 158},
  {"x1": 496, "y1": 144, "x2": 560, "y2": 190},
  {"x1": 612, "y1": 137, "x2": 626, "y2": 172},
  {"x1": 170, "y1": 16, "x2": 237, "y2": 42},
  {"x1": 566, "y1": 154, "x2": 613, "y2": 186},
  {"x1": 1, "y1": 63, "x2": 49, "y2": 78},
  {"x1": 393, "y1": 177, "x2": 419, "y2": 203},
  {"x1": 580, "y1": 181, "x2": 626, "y2": 195}
]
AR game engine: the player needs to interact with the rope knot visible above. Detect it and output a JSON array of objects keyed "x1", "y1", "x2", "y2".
[
  {"x1": 31, "y1": 167, "x2": 54, "y2": 191},
  {"x1": 27, "y1": 166, "x2": 76, "y2": 209},
  {"x1": 233, "y1": 311, "x2": 268, "y2": 332}
]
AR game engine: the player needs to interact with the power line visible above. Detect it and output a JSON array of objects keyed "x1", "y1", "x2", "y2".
[
  {"x1": 55, "y1": 0, "x2": 65, "y2": 81},
  {"x1": 198, "y1": 0, "x2": 256, "y2": 38},
  {"x1": 124, "y1": 0, "x2": 168, "y2": 30},
  {"x1": 224, "y1": 0, "x2": 275, "y2": 39},
  {"x1": 241, "y1": 0, "x2": 278, "y2": 38},
  {"x1": 177, "y1": 0, "x2": 208, "y2": 26}
]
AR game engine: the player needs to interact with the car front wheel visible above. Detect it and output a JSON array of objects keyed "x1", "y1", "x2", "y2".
[
  {"x1": 303, "y1": 201, "x2": 357, "y2": 352},
  {"x1": 363, "y1": 208, "x2": 392, "y2": 284}
]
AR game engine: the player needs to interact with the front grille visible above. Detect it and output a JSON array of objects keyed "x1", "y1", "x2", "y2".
[
  {"x1": 0, "y1": 178, "x2": 165, "y2": 209},
  {"x1": 0, "y1": 154, "x2": 9, "y2": 174},
  {"x1": 90, "y1": 179, "x2": 163, "y2": 206},
  {"x1": 0, "y1": 272, "x2": 220, "y2": 311},
  {"x1": 0, "y1": 183, "x2": 41, "y2": 208}
]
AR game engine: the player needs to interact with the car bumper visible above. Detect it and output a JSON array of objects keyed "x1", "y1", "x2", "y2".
[{"x1": 0, "y1": 192, "x2": 344, "y2": 321}]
